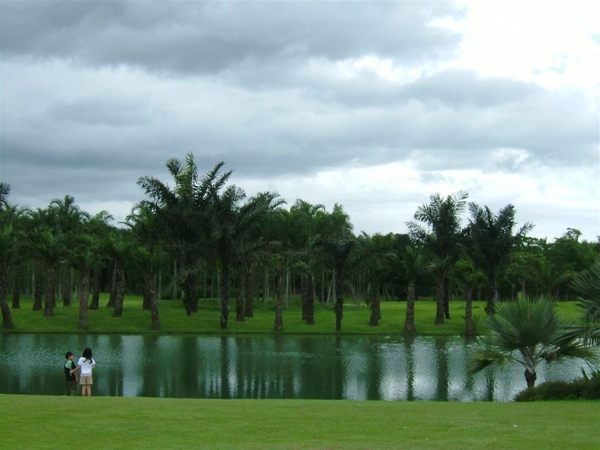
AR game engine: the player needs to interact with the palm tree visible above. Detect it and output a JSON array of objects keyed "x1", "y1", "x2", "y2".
[
  {"x1": 126, "y1": 203, "x2": 163, "y2": 329},
  {"x1": 568, "y1": 256, "x2": 600, "y2": 345},
  {"x1": 454, "y1": 258, "x2": 486, "y2": 336},
  {"x1": 355, "y1": 233, "x2": 394, "y2": 327},
  {"x1": 466, "y1": 203, "x2": 532, "y2": 313},
  {"x1": 469, "y1": 296, "x2": 596, "y2": 389},
  {"x1": 313, "y1": 237, "x2": 355, "y2": 331},
  {"x1": 407, "y1": 191, "x2": 468, "y2": 325},
  {"x1": 138, "y1": 153, "x2": 231, "y2": 315},
  {"x1": 0, "y1": 183, "x2": 16, "y2": 328},
  {"x1": 401, "y1": 244, "x2": 428, "y2": 336},
  {"x1": 211, "y1": 187, "x2": 283, "y2": 329},
  {"x1": 47, "y1": 195, "x2": 90, "y2": 306}
]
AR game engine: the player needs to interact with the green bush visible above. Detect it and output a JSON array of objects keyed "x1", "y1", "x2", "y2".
[{"x1": 514, "y1": 371, "x2": 600, "y2": 401}]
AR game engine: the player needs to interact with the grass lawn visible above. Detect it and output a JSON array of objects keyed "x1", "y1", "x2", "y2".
[
  {"x1": 0, "y1": 394, "x2": 598, "y2": 449},
  {"x1": 1, "y1": 294, "x2": 585, "y2": 336}
]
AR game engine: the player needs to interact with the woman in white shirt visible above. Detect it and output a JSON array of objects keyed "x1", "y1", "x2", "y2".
[{"x1": 72, "y1": 347, "x2": 96, "y2": 396}]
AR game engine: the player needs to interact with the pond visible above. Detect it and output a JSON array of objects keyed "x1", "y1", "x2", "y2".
[{"x1": 0, "y1": 334, "x2": 594, "y2": 401}]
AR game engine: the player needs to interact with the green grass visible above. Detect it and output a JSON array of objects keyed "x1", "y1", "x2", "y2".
[
  {"x1": 0, "y1": 394, "x2": 598, "y2": 449},
  {"x1": 1, "y1": 294, "x2": 584, "y2": 335}
]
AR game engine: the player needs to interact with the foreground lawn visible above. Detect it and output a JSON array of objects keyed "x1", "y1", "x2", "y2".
[
  {"x1": 0, "y1": 394, "x2": 598, "y2": 449},
  {"x1": 1, "y1": 295, "x2": 585, "y2": 336}
]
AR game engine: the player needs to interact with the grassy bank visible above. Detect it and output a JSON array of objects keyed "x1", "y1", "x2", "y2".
[
  {"x1": 1, "y1": 294, "x2": 584, "y2": 335},
  {"x1": 1, "y1": 394, "x2": 598, "y2": 449}
]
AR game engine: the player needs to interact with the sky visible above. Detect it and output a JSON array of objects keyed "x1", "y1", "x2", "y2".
[{"x1": 1, "y1": 0, "x2": 598, "y2": 242}]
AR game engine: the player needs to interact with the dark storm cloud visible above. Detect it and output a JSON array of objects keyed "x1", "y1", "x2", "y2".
[
  {"x1": 48, "y1": 96, "x2": 153, "y2": 127},
  {"x1": 1, "y1": 1, "x2": 462, "y2": 74}
]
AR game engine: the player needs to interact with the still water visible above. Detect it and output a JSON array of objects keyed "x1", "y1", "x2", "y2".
[{"x1": 0, "y1": 334, "x2": 594, "y2": 402}]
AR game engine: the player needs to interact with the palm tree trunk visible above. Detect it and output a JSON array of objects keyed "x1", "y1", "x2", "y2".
[
  {"x1": 112, "y1": 269, "x2": 125, "y2": 317},
  {"x1": 107, "y1": 260, "x2": 117, "y2": 308},
  {"x1": 32, "y1": 260, "x2": 44, "y2": 311},
  {"x1": 273, "y1": 273, "x2": 283, "y2": 332},
  {"x1": 220, "y1": 259, "x2": 230, "y2": 329},
  {"x1": 78, "y1": 274, "x2": 90, "y2": 329},
  {"x1": 525, "y1": 369, "x2": 537, "y2": 388},
  {"x1": 62, "y1": 264, "x2": 72, "y2": 306},
  {"x1": 301, "y1": 274, "x2": 308, "y2": 321},
  {"x1": 171, "y1": 258, "x2": 178, "y2": 300},
  {"x1": 11, "y1": 263, "x2": 22, "y2": 309},
  {"x1": 434, "y1": 274, "x2": 445, "y2": 325},
  {"x1": 90, "y1": 266, "x2": 101, "y2": 310},
  {"x1": 443, "y1": 277, "x2": 451, "y2": 319},
  {"x1": 142, "y1": 273, "x2": 152, "y2": 310},
  {"x1": 244, "y1": 265, "x2": 255, "y2": 318},
  {"x1": 263, "y1": 265, "x2": 269, "y2": 304},
  {"x1": 486, "y1": 277, "x2": 498, "y2": 314},
  {"x1": 368, "y1": 294, "x2": 380, "y2": 326},
  {"x1": 149, "y1": 274, "x2": 161, "y2": 330},
  {"x1": 464, "y1": 287, "x2": 476, "y2": 336},
  {"x1": 305, "y1": 274, "x2": 315, "y2": 325},
  {"x1": 0, "y1": 269, "x2": 15, "y2": 329},
  {"x1": 334, "y1": 268, "x2": 343, "y2": 332},
  {"x1": 43, "y1": 265, "x2": 56, "y2": 317},
  {"x1": 403, "y1": 279, "x2": 417, "y2": 335},
  {"x1": 235, "y1": 267, "x2": 245, "y2": 322}
]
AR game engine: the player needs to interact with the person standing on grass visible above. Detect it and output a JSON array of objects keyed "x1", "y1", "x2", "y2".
[
  {"x1": 64, "y1": 351, "x2": 78, "y2": 396},
  {"x1": 71, "y1": 347, "x2": 96, "y2": 396}
]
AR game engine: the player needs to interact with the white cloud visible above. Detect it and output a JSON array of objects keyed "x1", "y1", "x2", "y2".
[{"x1": 1, "y1": 0, "x2": 598, "y2": 243}]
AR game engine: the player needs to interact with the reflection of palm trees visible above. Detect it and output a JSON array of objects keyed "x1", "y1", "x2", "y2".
[
  {"x1": 403, "y1": 335, "x2": 416, "y2": 401},
  {"x1": 366, "y1": 337, "x2": 382, "y2": 400},
  {"x1": 329, "y1": 336, "x2": 341, "y2": 399},
  {"x1": 219, "y1": 336, "x2": 231, "y2": 399},
  {"x1": 434, "y1": 337, "x2": 449, "y2": 401}
]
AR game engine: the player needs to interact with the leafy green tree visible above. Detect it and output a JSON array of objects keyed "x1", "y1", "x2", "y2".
[
  {"x1": 505, "y1": 245, "x2": 542, "y2": 297},
  {"x1": 407, "y1": 191, "x2": 468, "y2": 324},
  {"x1": 470, "y1": 296, "x2": 596, "y2": 388},
  {"x1": 546, "y1": 229, "x2": 599, "y2": 300},
  {"x1": 465, "y1": 203, "x2": 532, "y2": 313}
]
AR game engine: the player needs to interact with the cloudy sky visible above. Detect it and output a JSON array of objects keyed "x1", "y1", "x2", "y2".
[{"x1": 1, "y1": 0, "x2": 598, "y2": 241}]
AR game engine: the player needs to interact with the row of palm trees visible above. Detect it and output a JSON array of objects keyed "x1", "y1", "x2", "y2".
[{"x1": 1, "y1": 153, "x2": 598, "y2": 337}]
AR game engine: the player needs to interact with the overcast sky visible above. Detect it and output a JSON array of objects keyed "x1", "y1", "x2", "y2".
[{"x1": 1, "y1": 0, "x2": 598, "y2": 241}]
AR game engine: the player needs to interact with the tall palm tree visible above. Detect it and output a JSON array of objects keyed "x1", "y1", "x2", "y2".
[
  {"x1": 0, "y1": 183, "x2": 16, "y2": 328},
  {"x1": 454, "y1": 258, "x2": 486, "y2": 336},
  {"x1": 47, "y1": 195, "x2": 90, "y2": 306},
  {"x1": 126, "y1": 203, "x2": 163, "y2": 329},
  {"x1": 313, "y1": 237, "x2": 355, "y2": 331},
  {"x1": 469, "y1": 296, "x2": 596, "y2": 388},
  {"x1": 401, "y1": 244, "x2": 428, "y2": 336},
  {"x1": 466, "y1": 203, "x2": 532, "y2": 313},
  {"x1": 407, "y1": 191, "x2": 468, "y2": 325},
  {"x1": 355, "y1": 233, "x2": 394, "y2": 327},
  {"x1": 138, "y1": 153, "x2": 231, "y2": 315}
]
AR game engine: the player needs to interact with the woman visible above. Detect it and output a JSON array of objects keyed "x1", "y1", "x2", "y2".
[{"x1": 71, "y1": 347, "x2": 96, "y2": 396}]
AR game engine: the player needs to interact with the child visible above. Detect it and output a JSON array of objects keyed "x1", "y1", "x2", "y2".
[
  {"x1": 64, "y1": 351, "x2": 78, "y2": 396},
  {"x1": 71, "y1": 347, "x2": 96, "y2": 397}
]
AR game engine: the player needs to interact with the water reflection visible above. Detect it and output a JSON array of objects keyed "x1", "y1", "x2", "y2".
[{"x1": 0, "y1": 334, "x2": 594, "y2": 402}]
